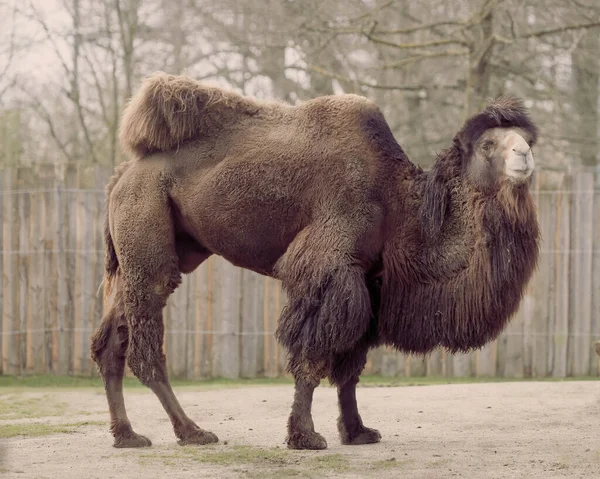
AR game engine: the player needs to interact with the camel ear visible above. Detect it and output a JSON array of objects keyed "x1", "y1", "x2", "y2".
[
  {"x1": 452, "y1": 131, "x2": 470, "y2": 159},
  {"x1": 419, "y1": 165, "x2": 449, "y2": 239}
]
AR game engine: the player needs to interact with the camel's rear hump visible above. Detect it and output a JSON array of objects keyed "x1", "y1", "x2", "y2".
[{"x1": 119, "y1": 72, "x2": 261, "y2": 158}]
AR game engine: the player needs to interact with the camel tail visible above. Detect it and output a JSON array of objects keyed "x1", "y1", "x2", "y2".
[
  {"x1": 119, "y1": 71, "x2": 260, "y2": 158},
  {"x1": 102, "y1": 211, "x2": 118, "y2": 301},
  {"x1": 100, "y1": 161, "x2": 132, "y2": 300}
]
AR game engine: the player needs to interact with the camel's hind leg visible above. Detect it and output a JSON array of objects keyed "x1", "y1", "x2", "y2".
[
  {"x1": 113, "y1": 189, "x2": 217, "y2": 446},
  {"x1": 91, "y1": 281, "x2": 151, "y2": 448}
]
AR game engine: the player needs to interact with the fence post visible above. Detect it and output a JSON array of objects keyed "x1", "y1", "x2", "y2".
[
  {"x1": 2, "y1": 167, "x2": 19, "y2": 375},
  {"x1": 568, "y1": 172, "x2": 594, "y2": 376}
]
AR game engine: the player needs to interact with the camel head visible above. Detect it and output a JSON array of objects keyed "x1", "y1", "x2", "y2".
[
  {"x1": 453, "y1": 96, "x2": 538, "y2": 194},
  {"x1": 420, "y1": 97, "x2": 538, "y2": 239}
]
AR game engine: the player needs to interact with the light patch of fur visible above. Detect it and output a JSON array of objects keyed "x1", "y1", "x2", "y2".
[{"x1": 119, "y1": 71, "x2": 261, "y2": 158}]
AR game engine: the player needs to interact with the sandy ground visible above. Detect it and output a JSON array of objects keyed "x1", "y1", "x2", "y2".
[{"x1": 1, "y1": 381, "x2": 599, "y2": 478}]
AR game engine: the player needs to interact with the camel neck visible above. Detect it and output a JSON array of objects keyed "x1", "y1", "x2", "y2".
[{"x1": 378, "y1": 178, "x2": 540, "y2": 355}]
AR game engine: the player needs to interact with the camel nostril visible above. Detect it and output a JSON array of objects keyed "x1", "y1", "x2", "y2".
[{"x1": 512, "y1": 148, "x2": 528, "y2": 157}]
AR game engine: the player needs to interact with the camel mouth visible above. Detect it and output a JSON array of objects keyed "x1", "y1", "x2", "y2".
[{"x1": 506, "y1": 167, "x2": 533, "y2": 181}]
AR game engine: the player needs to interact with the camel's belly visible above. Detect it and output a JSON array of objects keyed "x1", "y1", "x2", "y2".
[{"x1": 171, "y1": 181, "x2": 306, "y2": 276}]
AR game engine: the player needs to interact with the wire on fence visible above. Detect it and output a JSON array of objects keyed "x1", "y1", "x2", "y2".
[{"x1": 0, "y1": 327, "x2": 598, "y2": 339}]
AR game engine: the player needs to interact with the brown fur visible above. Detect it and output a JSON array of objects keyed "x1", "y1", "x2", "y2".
[
  {"x1": 119, "y1": 71, "x2": 261, "y2": 158},
  {"x1": 92, "y1": 72, "x2": 540, "y2": 450}
]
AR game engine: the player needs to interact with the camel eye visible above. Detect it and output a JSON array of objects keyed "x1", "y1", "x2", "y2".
[{"x1": 482, "y1": 142, "x2": 493, "y2": 152}]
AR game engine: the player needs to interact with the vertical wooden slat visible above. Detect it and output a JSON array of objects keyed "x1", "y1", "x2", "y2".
[
  {"x1": 426, "y1": 347, "x2": 444, "y2": 377},
  {"x1": 503, "y1": 303, "x2": 525, "y2": 378},
  {"x1": 476, "y1": 340, "x2": 498, "y2": 377},
  {"x1": 0, "y1": 168, "x2": 4, "y2": 375},
  {"x1": 553, "y1": 178, "x2": 570, "y2": 377},
  {"x1": 65, "y1": 164, "x2": 78, "y2": 374},
  {"x1": 17, "y1": 172, "x2": 30, "y2": 375},
  {"x1": 377, "y1": 347, "x2": 396, "y2": 377},
  {"x1": 55, "y1": 184, "x2": 69, "y2": 375},
  {"x1": 167, "y1": 274, "x2": 188, "y2": 378},
  {"x1": 568, "y1": 172, "x2": 594, "y2": 376},
  {"x1": 591, "y1": 173, "x2": 600, "y2": 376},
  {"x1": 88, "y1": 170, "x2": 107, "y2": 376},
  {"x1": 409, "y1": 353, "x2": 426, "y2": 377},
  {"x1": 240, "y1": 270, "x2": 262, "y2": 378},
  {"x1": 531, "y1": 177, "x2": 556, "y2": 377},
  {"x1": 269, "y1": 280, "x2": 283, "y2": 376},
  {"x1": 521, "y1": 293, "x2": 535, "y2": 377},
  {"x1": 29, "y1": 188, "x2": 46, "y2": 373},
  {"x1": 263, "y1": 276, "x2": 271, "y2": 376},
  {"x1": 205, "y1": 257, "x2": 214, "y2": 376},
  {"x1": 365, "y1": 347, "x2": 382, "y2": 376},
  {"x1": 452, "y1": 352, "x2": 472, "y2": 378},
  {"x1": 2, "y1": 168, "x2": 19, "y2": 374},
  {"x1": 219, "y1": 261, "x2": 241, "y2": 378},
  {"x1": 73, "y1": 183, "x2": 92, "y2": 375},
  {"x1": 185, "y1": 273, "x2": 195, "y2": 379},
  {"x1": 193, "y1": 266, "x2": 205, "y2": 379},
  {"x1": 44, "y1": 186, "x2": 58, "y2": 374},
  {"x1": 368, "y1": 350, "x2": 404, "y2": 377}
]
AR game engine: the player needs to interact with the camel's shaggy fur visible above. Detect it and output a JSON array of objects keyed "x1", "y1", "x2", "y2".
[
  {"x1": 92, "y1": 71, "x2": 540, "y2": 451},
  {"x1": 119, "y1": 72, "x2": 261, "y2": 158}
]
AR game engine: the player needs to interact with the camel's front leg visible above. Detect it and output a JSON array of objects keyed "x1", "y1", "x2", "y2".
[
  {"x1": 336, "y1": 376, "x2": 381, "y2": 445},
  {"x1": 331, "y1": 339, "x2": 381, "y2": 445},
  {"x1": 286, "y1": 374, "x2": 327, "y2": 450}
]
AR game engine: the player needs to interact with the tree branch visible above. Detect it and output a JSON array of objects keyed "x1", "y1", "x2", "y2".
[
  {"x1": 519, "y1": 21, "x2": 600, "y2": 40},
  {"x1": 289, "y1": 64, "x2": 460, "y2": 92}
]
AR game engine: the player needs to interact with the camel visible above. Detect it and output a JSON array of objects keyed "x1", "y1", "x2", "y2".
[{"x1": 90, "y1": 72, "x2": 540, "y2": 450}]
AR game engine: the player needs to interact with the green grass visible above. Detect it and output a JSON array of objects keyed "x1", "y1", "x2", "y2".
[
  {"x1": 141, "y1": 445, "x2": 350, "y2": 475},
  {"x1": 139, "y1": 445, "x2": 290, "y2": 468},
  {"x1": 0, "y1": 394, "x2": 67, "y2": 419},
  {"x1": 0, "y1": 420, "x2": 105, "y2": 439},
  {"x1": 309, "y1": 453, "x2": 349, "y2": 472},
  {"x1": 0, "y1": 374, "x2": 596, "y2": 390},
  {"x1": 371, "y1": 457, "x2": 415, "y2": 470},
  {"x1": 0, "y1": 375, "x2": 294, "y2": 390},
  {"x1": 182, "y1": 444, "x2": 290, "y2": 466}
]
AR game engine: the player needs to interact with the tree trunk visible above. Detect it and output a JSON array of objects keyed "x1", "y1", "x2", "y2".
[
  {"x1": 572, "y1": 28, "x2": 599, "y2": 168},
  {"x1": 465, "y1": 7, "x2": 494, "y2": 117}
]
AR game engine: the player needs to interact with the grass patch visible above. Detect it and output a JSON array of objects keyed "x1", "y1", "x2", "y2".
[
  {"x1": 0, "y1": 375, "x2": 294, "y2": 390},
  {"x1": 0, "y1": 394, "x2": 67, "y2": 419},
  {"x1": 309, "y1": 453, "x2": 349, "y2": 472},
  {"x1": 1, "y1": 374, "x2": 597, "y2": 391},
  {"x1": 0, "y1": 420, "x2": 105, "y2": 438},
  {"x1": 371, "y1": 457, "x2": 414, "y2": 470},
  {"x1": 141, "y1": 445, "x2": 349, "y2": 474},
  {"x1": 246, "y1": 469, "x2": 311, "y2": 479},
  {"x1": 181, "y1": 445, "x2": 290, "y2": 466},
  {"x1": 140, "y1": 445, "x2": 290, "y2": 469}
]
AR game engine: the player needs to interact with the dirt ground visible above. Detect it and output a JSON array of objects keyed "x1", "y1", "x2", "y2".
[{"x1": 1, "y1": 381, "x2": 599, "y2": 478}]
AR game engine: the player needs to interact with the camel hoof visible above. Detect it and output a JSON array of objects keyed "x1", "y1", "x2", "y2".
[
  {"x1": 286, "y1": 431, "x2": 328, "y2": 450},
  {"x1": 113, "y1": 433, "x2": 152, "y2": 448},
  {"x1": 178, "y1": 429, "x2": 219, "y2": 446},
  {"x1": 341, "y1": 426, "x2": 381, "y2": 445}
]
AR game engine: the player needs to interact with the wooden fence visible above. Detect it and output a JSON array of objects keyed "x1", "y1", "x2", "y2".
[{"x1": 1, "y1": 163, "x2": 599, "y2": 378}]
